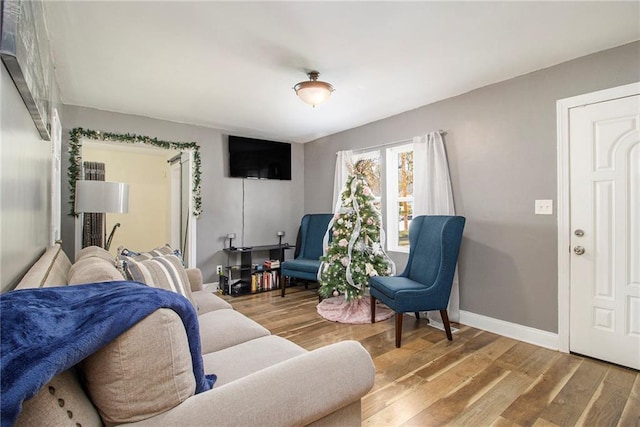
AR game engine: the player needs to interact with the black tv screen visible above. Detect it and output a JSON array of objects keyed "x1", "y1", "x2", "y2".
[{"x1": 228, "y1": 136, "x2": 291, "y2": 180}]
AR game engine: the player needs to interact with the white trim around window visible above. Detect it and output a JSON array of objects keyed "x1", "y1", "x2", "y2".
[{"x1": 385, "y1": 143, "x2": 413, "y2": 253}]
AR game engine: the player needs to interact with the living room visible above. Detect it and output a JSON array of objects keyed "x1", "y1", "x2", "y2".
[{"x1": 1, "y1": 1, "x2": 639, "y2": 425}]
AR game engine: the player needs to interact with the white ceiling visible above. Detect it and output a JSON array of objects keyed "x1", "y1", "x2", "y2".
[{"x1": 44, "y1": 1, "x2": 639, "y2": 143}]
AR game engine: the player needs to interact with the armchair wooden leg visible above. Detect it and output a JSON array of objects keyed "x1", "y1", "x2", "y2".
[
  {"x1": 370, "y1": 296, "x2": 376, "y2": 323},
  {"x1": 440, "y1": 309, "x2": 453, "y2": 341},
  {"x1": 281, "y1": 276, "x2": 287, "y2": 297},
  {"x1": 414, "y1": 312, "x2": 420, "y2": 319},
  {"x1": 395, "y1": 313, "x2": 403, "y2": 348}
]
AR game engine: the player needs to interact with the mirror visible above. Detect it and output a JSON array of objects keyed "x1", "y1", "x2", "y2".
[{"x1": 68, "y1": 128, "x2": 201, "y2": 267}]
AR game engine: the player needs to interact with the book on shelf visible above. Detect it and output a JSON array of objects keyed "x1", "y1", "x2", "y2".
[
  {"x1": 263, "y1": 259, "x2": 280, "y2": 269},
  {"x1": 250, "y1": 271, "x2": 280, "y2": 293}
]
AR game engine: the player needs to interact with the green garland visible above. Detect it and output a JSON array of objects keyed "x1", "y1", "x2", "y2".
[{"x1": 68, "y1": 127, "x2": 202, "y2": 217}]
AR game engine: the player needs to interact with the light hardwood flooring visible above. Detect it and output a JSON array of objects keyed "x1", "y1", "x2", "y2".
[{"x1": 223, "y1": 286, "x2": 640, "y2": 426}]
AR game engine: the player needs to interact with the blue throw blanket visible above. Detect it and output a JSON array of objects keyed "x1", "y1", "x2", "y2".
[{"x1": 0, "y1": 281, "x2": 216, "y2": 426}]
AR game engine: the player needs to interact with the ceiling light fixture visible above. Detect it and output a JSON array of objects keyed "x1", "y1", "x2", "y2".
[{"x1": 294, "y1": 71, "x2": 334, "y2": 107}]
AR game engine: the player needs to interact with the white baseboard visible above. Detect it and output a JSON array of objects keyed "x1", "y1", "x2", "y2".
[{"x1": 459, "y1": 310, "x2": 559, "y2": 350}]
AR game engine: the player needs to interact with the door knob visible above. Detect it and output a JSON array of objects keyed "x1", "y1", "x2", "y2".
[{"x1": 573, "y1": 246, "x2": 585, "y2": 255}]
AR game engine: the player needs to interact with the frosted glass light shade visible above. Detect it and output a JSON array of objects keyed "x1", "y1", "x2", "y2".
[
  {"x1": 295, "y1": 82, "x2": 333, "y2": 106},
  {"x1": 75, "y1": 181, "x2": 129, "y2": 213},
  {"x1": 294, "y1": 71, "x2": 334, "y2": 107}
]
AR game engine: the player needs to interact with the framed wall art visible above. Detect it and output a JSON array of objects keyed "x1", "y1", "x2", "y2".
[{"x1": 1, "y1": 0, "x2": 52, "y2": 140}]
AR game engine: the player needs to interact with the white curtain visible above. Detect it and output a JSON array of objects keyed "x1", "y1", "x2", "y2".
[
  {"x1": 413, "y1": 132, "x2": 455, "y2": 215},
  {"x1": 413, "y1": 131, "x2": 460, "y2": 323},
  {"x1": 332, "y1": 150, "x2": 353, "y2": 211}
]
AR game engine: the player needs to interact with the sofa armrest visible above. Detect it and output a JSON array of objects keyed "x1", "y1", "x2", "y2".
[
  {"x1": 185, "y1": 268, "x2": 203, "y2": 292},
  {"x1": 128, "y1": 341, "x2": 375, "y2": 427}
]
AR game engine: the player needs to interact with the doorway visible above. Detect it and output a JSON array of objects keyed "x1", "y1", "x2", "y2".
[{"x1": 557, "y1": 82, "x2": 640, "y2": 369}]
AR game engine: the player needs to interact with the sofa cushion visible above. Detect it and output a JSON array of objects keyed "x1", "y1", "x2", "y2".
[
  {"x1": 124, "y1": 254, "x2": 196, "y2": 308},
  {"x1": 202, "y1": 336, "x2": 306, "y2": 386},
  {"x1": 68, "y1": 257, "x2": 124, "y2": 285},
  {"x1": 15, "y1": 368, "x2": 102, "y2": 427},
  {"x1": 75, "y1": 245, "x2": 115, "y2": 263},
  {"x1": 80, "y1": 309, "x2": 196, "y2": 425},
  {"x1": 198, "y1": 309, "x2": 270, "y2": 354},
  {"x1": 191, "y1": 290, "x2": 233, "y2": 314},
  {"x1": 281, "y1": 258, "x2": 323, "y2": 274}
]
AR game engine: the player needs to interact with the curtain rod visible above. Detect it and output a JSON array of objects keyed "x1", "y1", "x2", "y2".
[{"x1": 351, "y1": 130, "x2": 446, "y2": 154}]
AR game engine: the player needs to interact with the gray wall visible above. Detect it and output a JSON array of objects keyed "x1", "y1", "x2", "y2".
[
  {"x1": 304, "y1": 41, "x2": 640, "y2": 333},
  {"x1": 61, "y1": 106, "x2": 304, "y2": 282},
  {"x1": 0, "y1": 66, "x2": 58, "y2": 291}
]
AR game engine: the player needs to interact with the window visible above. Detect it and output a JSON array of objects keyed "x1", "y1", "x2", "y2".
[
  {"x1": 350, "y1": 142, "x2": 414, "y2": 253},
  {"x1": 385, "y1": 144, "x2": 414, "y2": 252}
]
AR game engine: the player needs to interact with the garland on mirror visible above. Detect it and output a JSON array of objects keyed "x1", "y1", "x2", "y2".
[{"x1": 68, "y1": 127, "x2": 202, "y2": 217}]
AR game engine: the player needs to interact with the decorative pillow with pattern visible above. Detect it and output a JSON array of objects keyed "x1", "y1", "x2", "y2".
[
  {"x1": 119, "y1": 244, "x2": 182, "y2": 262},
  {"x1": 124, "y1": 254, "x2": 195, "y2": 308}
]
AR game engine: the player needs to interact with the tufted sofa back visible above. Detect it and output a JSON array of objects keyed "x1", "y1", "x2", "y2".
[{"x1": 13, "y1": 245, "x2": 103, "y2": 426}]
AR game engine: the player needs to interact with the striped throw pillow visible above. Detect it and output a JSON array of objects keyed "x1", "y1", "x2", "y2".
[
  {"x1": 124, "y1": 255, "x2": 195, "y2": 309},
  {"x1": 119, "y1": 244, "x2": 183, "y2": 263}
]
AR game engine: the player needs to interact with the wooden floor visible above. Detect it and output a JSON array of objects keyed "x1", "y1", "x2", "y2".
[{"x1": 223, "y1": 286, "x2": 640, "y2": 427}]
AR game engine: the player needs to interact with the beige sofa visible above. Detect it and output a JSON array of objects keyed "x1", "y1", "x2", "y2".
[{"x1": 11, "y1": 244, "x2": 375, "y2": 426}]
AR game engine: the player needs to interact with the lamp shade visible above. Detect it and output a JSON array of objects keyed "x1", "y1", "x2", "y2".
[
  {"x1": 75, "y1": 181, "x2": 129, "y2": 213},
  {"x1": 294, "y1": 71, "x2": 334, "y2": 107}
]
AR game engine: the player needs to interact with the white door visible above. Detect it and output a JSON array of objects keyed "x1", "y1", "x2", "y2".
[{"x1": 569, "y1": 94, "x2": 640, "y2": 369}]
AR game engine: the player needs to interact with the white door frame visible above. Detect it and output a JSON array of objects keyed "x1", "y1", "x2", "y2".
[
  {"x1": 184, "y1": 150, "x2": 197, "y2": 268},
  {"x1": 556, "y1": 82, "x2": 640, "y2": 353},
  {"x1": 169, "y1": 159, "x2": 182, "y2": 251},
  {"x1": 50, "y1": 108, "x2": 62, "y2": 245}
]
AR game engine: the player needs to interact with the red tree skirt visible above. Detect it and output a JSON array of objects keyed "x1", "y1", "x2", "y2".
[{"x1": 317, "y1": 295, "x2": 394, "y2": 324}]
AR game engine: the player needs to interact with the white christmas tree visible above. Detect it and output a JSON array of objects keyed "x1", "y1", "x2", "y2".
[{"x1": 318, "y1": 160, "x2": 395, "y2": 302}]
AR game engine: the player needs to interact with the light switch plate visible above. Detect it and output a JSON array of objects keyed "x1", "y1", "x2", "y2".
[{"x1": 535, "y1": 199, "x2": 553, "y2": 215}]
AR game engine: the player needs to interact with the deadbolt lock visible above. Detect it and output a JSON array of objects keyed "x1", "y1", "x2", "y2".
[{"x1": 574, "y1": 229, "x2": 584, "y2": 237}]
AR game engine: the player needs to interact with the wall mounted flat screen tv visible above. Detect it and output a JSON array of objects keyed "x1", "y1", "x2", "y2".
[{"x1": 228, "y1": 136, "x2": 291, "y2": 180}]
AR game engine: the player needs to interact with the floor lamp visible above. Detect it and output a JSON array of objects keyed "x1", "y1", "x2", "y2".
[{"x1": 75, "y1": 180, "x2": 129, "y2": 251}]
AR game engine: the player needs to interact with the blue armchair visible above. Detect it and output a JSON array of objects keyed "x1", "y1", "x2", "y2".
[
  {"x1": 281, "y1": 213, "x2": 333, "y2": 297},
  {"x1": 369, "y1": 215, "x2": 465, "y2": 347}
]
